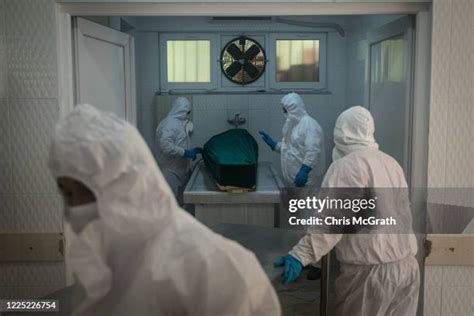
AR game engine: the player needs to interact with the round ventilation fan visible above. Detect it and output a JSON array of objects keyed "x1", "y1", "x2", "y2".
[{"x1": 220, "y1": 36, "x2": 266, "y2": 85}]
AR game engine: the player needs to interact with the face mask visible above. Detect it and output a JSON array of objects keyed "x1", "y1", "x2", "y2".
[
  {"x1": 67, "y1": 220, "x2": 112, "y2": 305},
  {"x1": 184, "y1": 120, "x2": 194, "y2": 135},
  {"x1": 65, "y1": 202, "x2": 99, "y2": 234}
]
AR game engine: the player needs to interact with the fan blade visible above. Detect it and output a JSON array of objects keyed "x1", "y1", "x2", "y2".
[
  {"x1": 226, "y1": 61, "x2": 242, "y2": 78},
  {"x1": 243, "y1": 62, "x2": 259, "y2": 78},
  {"x1": 244, "y1": 44, "x2": 261, "y2": 61},
  {"x1": 226, "y1": 43, "x2": 242, "y2": 60}
]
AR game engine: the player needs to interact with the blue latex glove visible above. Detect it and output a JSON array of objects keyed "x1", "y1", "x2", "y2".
[
  {"x1": 259, "y1": 130, "x2": 277, "y2": 151},
  {"x1": 273, "y1": 255, "x2": 303, "y2": 285},
  {"x1": 294, "y1": 164, "x2": 312, "y2": 187},
  {"x1": 183, "y1": 147, "x2": 203, "y2": 161}
]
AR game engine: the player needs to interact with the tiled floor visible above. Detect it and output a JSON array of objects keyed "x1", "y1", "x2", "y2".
[{"x1": 273, "y1": 269, "x2": 326, "y2": 316}]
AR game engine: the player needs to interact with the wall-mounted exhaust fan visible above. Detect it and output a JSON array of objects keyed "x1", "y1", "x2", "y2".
[{"x1": 220, "y1": 36, "x2": 266, "y2": 85}]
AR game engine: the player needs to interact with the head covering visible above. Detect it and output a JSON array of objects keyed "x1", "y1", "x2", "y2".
[
  {"x1": 332, "y1": 106, "x2": 379, "y2": 161},
  {"x1": 49, "y1": 104, "x2": 177, "y2": 244},
  {"x1": 278, "y1": 93, "x2": 326, "y2": 186},
  {"x1": 167, "y1": 97, "x2": 191, "y2": 121},
  {"x1": 281, "y1": 92, "x2": 307, "y2": 122}
]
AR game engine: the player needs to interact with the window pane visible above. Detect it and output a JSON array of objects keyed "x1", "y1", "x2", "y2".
[
  {"x1": 276, "y1": 40, "x2": 320, "y2": 82},
  {"x1": 167, "y1": 40, "x2": 211, "y2": 83},
  {"x1": 370, "y1": 36, "x2": 406, "y2": 83}
]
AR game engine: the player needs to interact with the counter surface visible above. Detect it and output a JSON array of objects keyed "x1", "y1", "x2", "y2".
[{"x1": 184, "y1": 161, "x2": 283, "y2": 204}]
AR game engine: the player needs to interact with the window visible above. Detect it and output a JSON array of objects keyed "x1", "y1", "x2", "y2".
[
  {"x1": 166, "y1": 40, "x2": 211, "y2": 83},
  {"x1": 269, "y1": 34, "x2": 327, "y2": 90},
  {"x1": 160, "y1": 33, "x2": 327, "y2": 92},
  {"x1": 370, "y1": 36, "x2": 406, "y2": 83},
  {"x1": 276, "y1": 40, "x2": 320, "y2": 82},
  {"x1": 160, "y1": 34, "x2": 217, "y2": 90}
]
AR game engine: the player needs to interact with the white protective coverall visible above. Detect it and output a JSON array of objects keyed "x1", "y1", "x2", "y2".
[
  {"x1": 288, "y1": 106, "x2": 419, "y2": 316},
  {"x1": 275, "y1": 93, "x2": 326, "y2": 187},
  {"x1": 48, "y1": 104, "x2": 281, "y2": 316},
  {"x1": 156, "y1": 97, "x2": 194, "y2": 197}
]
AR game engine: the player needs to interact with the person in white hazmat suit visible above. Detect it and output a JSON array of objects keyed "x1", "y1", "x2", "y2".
[
  {"x1": 156, "y1": 97, "x2": 202, "y2": 199},
  {"x1": 259, "y1": 92, "x2": 326, "y2": 187},
  {"x1": 48, "y1": 104, "x2": 281, "y2": 316},
  {"x1": 274, "y1": 106, "x2": 420, "y2": 316}
]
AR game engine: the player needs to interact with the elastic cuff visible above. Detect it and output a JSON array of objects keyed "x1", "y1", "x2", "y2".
[
  {"x1": 274, "y1": 142, "x2": 282, "y2": 152},
  {"x1": 301, "y1": 164, "x2": 312, "y2": 172},
  {"x1": 288, "y1": 251, "x2": 310, "y2": 267}
]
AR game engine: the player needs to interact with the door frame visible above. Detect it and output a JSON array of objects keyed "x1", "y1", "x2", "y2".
[
  {"x1": 56, "y1": 1, "x2": 432, "y2": 187},
  {"x1": 54, "y1": 2, "x2": 432, "y2": 314}
]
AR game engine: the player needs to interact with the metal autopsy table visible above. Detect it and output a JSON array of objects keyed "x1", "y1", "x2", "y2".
[
  {"x1": 213, "y1": 223, "x2": 330, "y2": 316},
  {"x1": 184, "y1": 161, "x2": 284, "y2": 227}
]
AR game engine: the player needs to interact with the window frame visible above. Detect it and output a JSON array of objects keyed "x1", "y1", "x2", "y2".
[
  {"x1": 268, "y1": 33, "x2": 327, "y2": 90},
  {"x1": 159, "y1": 33, "x2": 218, "y2": 91}
]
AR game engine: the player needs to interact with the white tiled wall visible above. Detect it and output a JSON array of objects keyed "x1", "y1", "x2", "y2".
[
  {"x1": 425, "y1": 266, "x2": 474, "y2": 316},
  {"x1": 427, "y1": 0, "x2": 474, "y2": 206},
  {"x1": 0, "y1": 0, "x2": 65, "y2": 299},
  {"x1": 153, "y1": 93, "x2": 339, "y2": 178},
  {"x1": 424, "y1": 0, "x2": 474, "y2": 315}
]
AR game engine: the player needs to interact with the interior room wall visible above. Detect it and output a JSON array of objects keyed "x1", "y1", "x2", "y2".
[
  {"x1": 424, "y1": 0, "x2": 474, "y2": 315},
  {"x1": 134, "y1": 16, "x2": 349, "y2": 177},
  {"x1": 0, "y1": 0, "x2": 64, "y2": 299}
]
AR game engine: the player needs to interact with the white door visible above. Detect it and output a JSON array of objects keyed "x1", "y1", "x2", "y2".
[
  {"x1": 366, "y1": 17, "x2": 414, "y2": 181},
  {"x1": 73, "y1": 17, "x2": 136, "y2": 124}
]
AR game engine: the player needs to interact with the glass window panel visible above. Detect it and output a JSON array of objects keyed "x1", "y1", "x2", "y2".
[
  {"x1": 276, "y1": 40, "x2": 320, "y2": 82},
  {"x1": 166, "y1": 40, "x2": 211, "y2": 83},
  {"x1": 370, "y1": 36, "x2": 406, "y2": 83}
]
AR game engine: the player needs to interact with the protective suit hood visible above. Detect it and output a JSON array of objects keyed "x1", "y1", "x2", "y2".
[
  {"x1": 167, "y1": 97, "x2": 191, "y2": 121},
  {"x1": 332, "y1": 106, "x2": 378, "y2": 160},
  {"x1": 277, "y1": 93, "x2": 326, "y2": 186},
  {"x1": 281, "y1": 92, "x2": 307, "y2": 122},
  {"x1": 156, "y1": 97, "x2": 194, "y2": 196},
  {"x1": 49, "y1": 104, "x2": 177, "y2": 243}
]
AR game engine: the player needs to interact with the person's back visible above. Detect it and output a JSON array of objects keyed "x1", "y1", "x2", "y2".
[
  {"x1": 324, "y1": 148, "x2": 418, "y2": 265},
  {"x1": 278, "y1": 106, "x2": 419, "y2": 316},
  {"x1": 91, "y1": 210, "x2": 280, "y2": 315},
  {"x1": 49, "y1": 104, "x2": 280, "y2": 316}
]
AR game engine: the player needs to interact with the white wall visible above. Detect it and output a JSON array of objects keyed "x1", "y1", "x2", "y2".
[
  {"x1": 428, "y1": 0, "x2": 473, "y2": 206},
  {"x1": 0, "y1": 0, "x2": 64, "y2": 299},
  {"x1": 151, "y1": 93, "x2": 341, "y2": 181},
  {"x1": 424, "y1": 0, "x2": 474, "y2": 315},
  {"x1": 424, "y1": 265, "x2": 474, "y2": 316}
]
